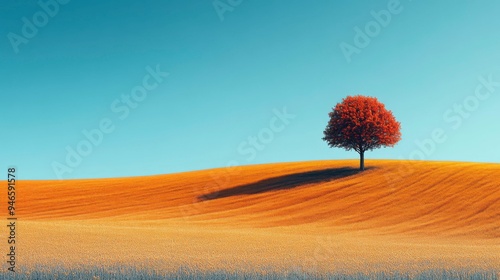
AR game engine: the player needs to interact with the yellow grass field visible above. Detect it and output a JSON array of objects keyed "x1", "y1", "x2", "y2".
[{"x1": 7, "y1": 160, "x2": 500, "y2": 275}]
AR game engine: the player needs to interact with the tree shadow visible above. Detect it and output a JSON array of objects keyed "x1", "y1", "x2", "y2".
[{"x1": 198, "y1": 167, "x2": 369, "y2": 201}]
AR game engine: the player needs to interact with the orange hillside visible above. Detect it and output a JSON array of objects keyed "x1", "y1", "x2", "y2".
[
  {"x1": 10, "y1": 160, "x2": 500, "y2": 273},
  {"x1": 17, "y1": 160, "x2": 500, "y2": 238}
]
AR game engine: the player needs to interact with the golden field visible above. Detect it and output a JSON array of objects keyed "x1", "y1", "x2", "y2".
[{"x1": 7, "y1": 160, "x2": 500, "y2": 275}]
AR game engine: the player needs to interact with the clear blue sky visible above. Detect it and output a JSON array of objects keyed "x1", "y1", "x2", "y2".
[{"x1": 1, "y1": 0, "x2": 499, "y2": 179}]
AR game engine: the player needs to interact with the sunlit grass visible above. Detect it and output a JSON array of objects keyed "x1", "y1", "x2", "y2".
[{"x1": 2, "y1": 267, "x2": 498, "y2": 280}]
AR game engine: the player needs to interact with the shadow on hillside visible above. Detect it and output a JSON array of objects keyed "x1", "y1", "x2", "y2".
[{"x1": 198, "y1": 167, "x2": 369, "y2": 201}]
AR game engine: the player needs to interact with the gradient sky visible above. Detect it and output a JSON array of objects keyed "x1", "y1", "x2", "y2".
[{"x1": 1, "y1": 0, "x2": 500, "y2": 179}]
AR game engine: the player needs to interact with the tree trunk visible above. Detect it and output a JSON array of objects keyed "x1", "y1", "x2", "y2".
[{"x1": 360, "y1": 151, "x2": 365, "y2": 171}]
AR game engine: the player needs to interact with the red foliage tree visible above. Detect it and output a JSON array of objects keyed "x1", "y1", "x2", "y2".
[{"x1": 323, "y1": 95, "x2": 401, "y2": 171}]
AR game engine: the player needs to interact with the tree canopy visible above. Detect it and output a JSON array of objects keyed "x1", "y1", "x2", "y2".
[{"x1": 323, "y1": 95, "x2": 401, "y2": 170}]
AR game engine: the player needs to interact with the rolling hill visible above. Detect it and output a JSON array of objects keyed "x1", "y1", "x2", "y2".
[{"x1": 10, "y1": 160, "x2": 500, "y2": 275}]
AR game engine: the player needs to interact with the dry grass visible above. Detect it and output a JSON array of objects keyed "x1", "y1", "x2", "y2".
[{"x1": 6, "y1": 160, "x2": 500, "y2": 275}]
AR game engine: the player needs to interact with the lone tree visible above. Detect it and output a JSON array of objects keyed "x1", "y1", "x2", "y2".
[{"x1": 322, "y1": 95, "x2": 401, "y2": 171}]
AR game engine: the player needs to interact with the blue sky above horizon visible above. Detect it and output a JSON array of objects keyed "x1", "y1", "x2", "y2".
[{"x1": 1, "y1": 0, "x2": 500, "y2": 179}]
